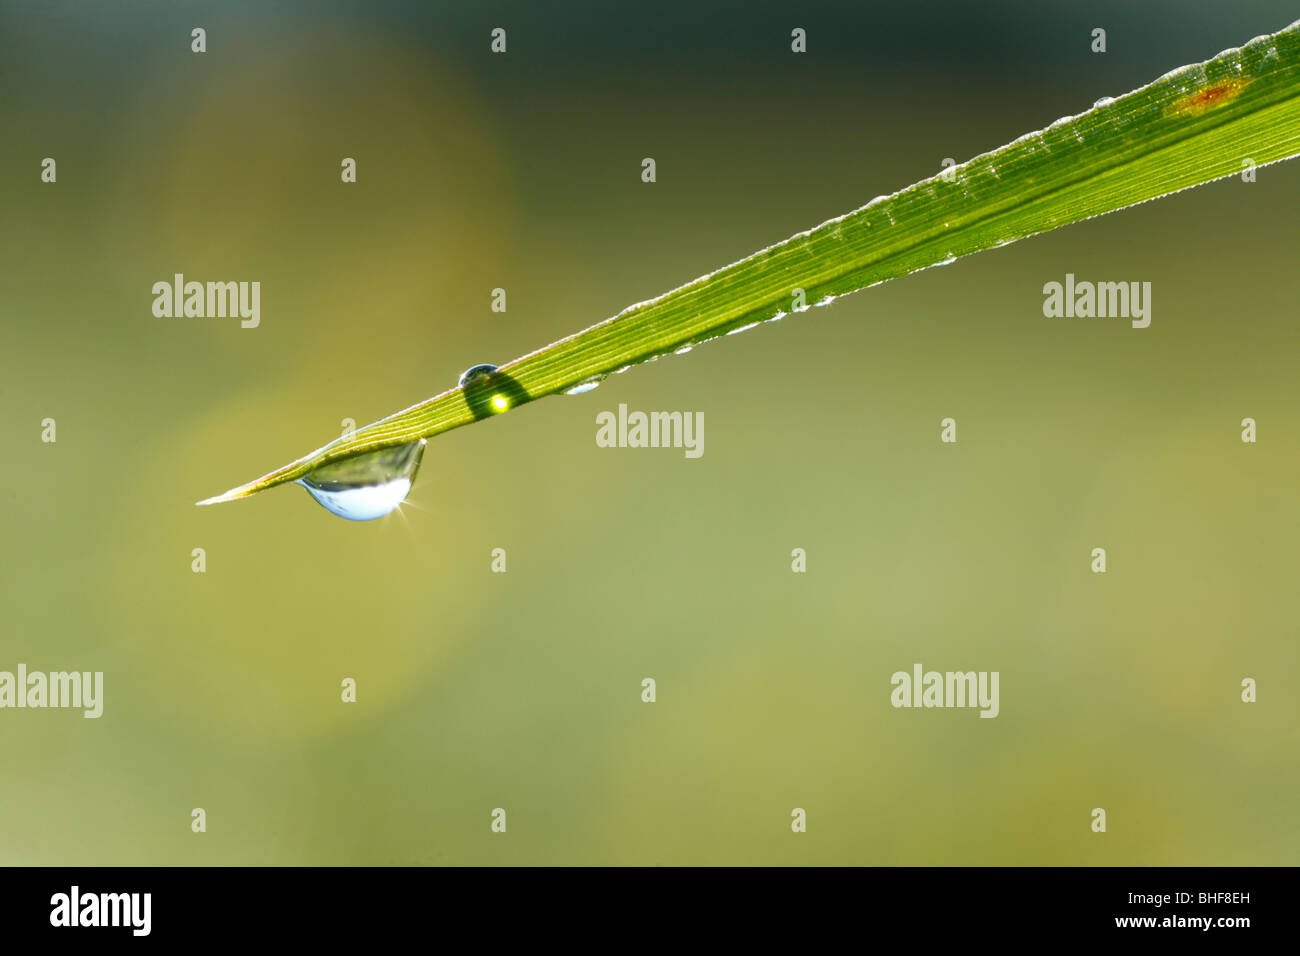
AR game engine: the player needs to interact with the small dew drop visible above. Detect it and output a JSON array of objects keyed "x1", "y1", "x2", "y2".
[
  {"x1": 298, "y1": 440, "x2": 425, "y2": 521},
  {"x1": 1093, "y1": 96, "x2": 1115, "y2": 108},
  {"x1": 766, "y1": 310, "x2": 787, "y2": 323},
  {"x1": 674, "y1": 345, "x2": 694, "y2": 355},
  {"x1": 564, "y1": 375, "x2": 606, "y2": 395},
  {"x1": 458, "y1": 363, "x2": 499, "y2": 387},
  {"x1": 936, "y1": 252, "x2": 957, "y2": 266},
  {"x1": 726, "y1": 321, "x2": 760, "y2": 336}
]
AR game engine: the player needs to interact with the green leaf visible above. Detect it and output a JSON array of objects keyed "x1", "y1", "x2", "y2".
[{"x1": 199, "y1": 20, "x2": 1300, "y2": 507}]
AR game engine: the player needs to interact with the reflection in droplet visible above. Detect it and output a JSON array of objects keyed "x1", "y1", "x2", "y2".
[
  {"x1": 565, "y1": 375, "x2": 606, "y2": 395},
  {"x1": 458, "y1": 364, "x2": 499, "y2": 387},
  {"x1": 1093, "y1": 96, "x2": 1115, "y2": 108},
  {"x1": 298, "y1": 440, "x2": 426, "y2": 521}
]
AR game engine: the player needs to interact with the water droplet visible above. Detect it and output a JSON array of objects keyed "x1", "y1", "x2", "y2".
[
  {"x1": 564, "y1": 375, "x2": 605, "y2": 395},
  {"x1": 936, "y1": 252, "x2": 957, "y2": 266},
  {"x1": 766, "y1": 310, "x2": 787, "y2": 323},
  {"x1": 726, "y1": 321, "x2": 760, "y2": 336},
  {"x1": 298, "y1": 440, "x2": 425, "y2": 521},
  {"x1": 1093, "y1": 96, "x2": 1115, "y2": 108},
  {"x1": 458, "y1": 363, "x2": 498, "y2": 387},
  {"x1": 674, "y1": 345, "x2": 694, "y2": 355}
]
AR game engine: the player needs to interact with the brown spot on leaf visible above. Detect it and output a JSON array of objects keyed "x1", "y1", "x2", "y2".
[{"x1": 1168, "y1": 78, "x2": 1251, "y2": 117}]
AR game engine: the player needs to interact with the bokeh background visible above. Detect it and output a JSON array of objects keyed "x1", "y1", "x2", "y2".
[{"x1": 1, "y1": 0, "x2": 1297, "y2": 865}]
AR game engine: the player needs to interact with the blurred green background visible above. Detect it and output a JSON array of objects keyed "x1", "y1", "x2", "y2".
[{"x1": 1, "y1": 0, "x2": 1297, "y2": 865}]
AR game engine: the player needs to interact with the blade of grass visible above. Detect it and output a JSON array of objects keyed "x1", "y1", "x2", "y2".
[{"x1": 200, "y1": 20, "x2": 1300, "y2": 506}]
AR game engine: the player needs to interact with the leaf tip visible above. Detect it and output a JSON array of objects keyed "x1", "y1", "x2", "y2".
[{"x1": 195, "y1": 488, "x2": 252, "y2": 507}]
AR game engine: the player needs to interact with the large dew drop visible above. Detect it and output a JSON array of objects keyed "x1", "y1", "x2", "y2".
[{"x1": 298, "y1": 440, "x2": 426, "y2": 521}]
